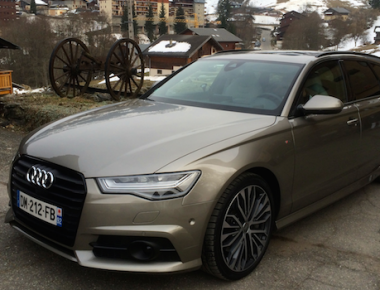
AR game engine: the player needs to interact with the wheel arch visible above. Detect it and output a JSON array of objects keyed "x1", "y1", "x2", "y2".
[{"x1": 246, "y1": 167, "x2": 281, "y2": 219}]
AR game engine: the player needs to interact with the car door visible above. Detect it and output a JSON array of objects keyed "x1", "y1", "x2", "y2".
[
  {"x1": 343, "y1": 60, "x2": 380, "y2": 180},
  {"x1": 289, "y1": 60, "x2": 361, "y2": 212}
]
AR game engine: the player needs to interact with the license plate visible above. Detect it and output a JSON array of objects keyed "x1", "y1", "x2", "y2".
[{"x1": 17, "y1": 190, "x2": 62, "y2": 227}]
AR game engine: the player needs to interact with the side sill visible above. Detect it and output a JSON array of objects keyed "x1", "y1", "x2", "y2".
[{"x1": 275, "y1": 174, "x2": 372, "y2": 230}]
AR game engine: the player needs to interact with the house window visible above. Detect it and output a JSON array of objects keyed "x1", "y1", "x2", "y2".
[{"x1": 158, "y1": 70, "x2": 162, "y2": 74}]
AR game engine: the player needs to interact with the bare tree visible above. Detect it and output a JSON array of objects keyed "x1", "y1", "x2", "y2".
[
  {"x1": 232, "y1": 5, "x2": 256, "y2": 49},
  {"x1": 0, "y1": 14, "x2": 115, "y2": 88},
  {"x1": 282, "y1": 11, "x2": 327, "y2": 50},
  {"x1": 328, "y1": 19, "x2": 348, "y2": 49},
  {"x1": 0, "y1": 16, "x2": 57, "y2": 87},
  {"x1": 347, "y1": 9, "x2": 377, "y2": 47}
]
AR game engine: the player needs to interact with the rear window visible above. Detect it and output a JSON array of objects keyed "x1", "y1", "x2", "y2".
[
  {"x1": 344, "y1": 61, "x2": 380, "y2": 100},
  {"x1": 147, "y1": 59, "x2": 303, "y2": 116}
]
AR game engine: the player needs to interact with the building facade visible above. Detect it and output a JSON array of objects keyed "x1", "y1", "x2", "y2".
[
  {"x1": 99, "y1": 0, "x2": 205, "y2": 32},
  {"x1": 0, "y1": 0, "x2": 17, "y2": 22}
]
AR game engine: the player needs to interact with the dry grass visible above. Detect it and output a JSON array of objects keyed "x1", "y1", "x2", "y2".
[
  {"x1": 0, "y1": 75, "x2": 157, "y2": 132},
  {"x1": 0, "y1": 93, "x2": 114, "y2": 132}
]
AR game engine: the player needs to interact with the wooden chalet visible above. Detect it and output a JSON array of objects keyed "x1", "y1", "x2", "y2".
[
  {"x1": 276, "y1": 11, "x2": 305, "y2": 41},
  {"x1": 374, "y1": 26, "x2": 380, "y2": 44},
  {"x1": 180, "y1": 28, "x2": 242, "y2": 50},
  {"x1": 324, "y1": 7, "x2": 350, "y2": 21},
  {"x1": 143, "y1": 34, "x2": 223, "y2": 76}
]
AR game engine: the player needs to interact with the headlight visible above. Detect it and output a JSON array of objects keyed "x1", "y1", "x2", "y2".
[{"x1": 96, "y1": 171, "x2": 201, "y2": 200}]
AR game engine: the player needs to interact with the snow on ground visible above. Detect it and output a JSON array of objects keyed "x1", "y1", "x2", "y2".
[
  {"x1": 337, "y1": 16, "x2": 380, "y2": 51},
  {"x1": 253, "y1": 15, "x2": 280, "y2": 25},
  {"x1": 275, "y1": 0, "x2": 327, "y2": 14},
  {"x1": 206, "y1": 0, "x2": 367, "y2": 16},
  {"x1": 13, "y1": 88, "x2": 47, "y2": 95},
  {"x1": 144, "y1": 76, "x2": 166, "y2": 82},
  {"x1": 97, "y1": 70, "x2": 164, "y2": 85},
  {"x1": 251, "y1": 0, "x2": 277, "y2": 7}
]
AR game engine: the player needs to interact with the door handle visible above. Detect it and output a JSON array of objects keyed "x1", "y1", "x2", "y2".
[{"x1": 347, "y1": 118, "x2": 359, "y2": 126}]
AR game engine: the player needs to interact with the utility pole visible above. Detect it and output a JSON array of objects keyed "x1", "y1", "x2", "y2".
[{"x1": 128, "y1": 0, "x2": 134, "y2": 39}]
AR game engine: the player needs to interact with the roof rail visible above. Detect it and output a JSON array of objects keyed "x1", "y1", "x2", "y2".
[
  {"x1": 215, "y1": 50, "x2": 380, "y2": 59},
  {"x1": 215, "y1": 50, "x2": 321, "y2": 56},
  {"x1": 316, "y1": 51, "x2": 380, "y2": 59},
  {"x1": 215, "y1": 49, "x2": 257, "y2": 54}
]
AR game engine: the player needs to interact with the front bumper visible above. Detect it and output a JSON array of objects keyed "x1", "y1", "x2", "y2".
[{"x1": 6, "y1": 178, "x2": 214, "y2": 273}]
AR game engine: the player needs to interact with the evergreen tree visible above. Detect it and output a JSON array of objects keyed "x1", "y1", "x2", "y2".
[
  {"x1": 158, "y1": 2, "x2": 167, "y2": 35},
  {"x1": 121, "y1": 6, "x2": 129, "y2": 32},
  {"x1": 145, "y1": 5, "x2": 155, "y2": 42},
  {"x1": 217, "y1": 0, "x2": 235, "y2": 34},
  {"x1": 30, "y1": 0, "x2": 37, "y2": 14},
  {"x1": 174, "y1": 6, "x2": 187, "y2": 34}
]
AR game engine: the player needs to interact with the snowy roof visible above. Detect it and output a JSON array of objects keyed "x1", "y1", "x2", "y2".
[
  {"x1": 181, "y1": 28, "x2": 242, "y2": 42},
  {"x1": 143, "y1": 34, "x2": 223, "y2": 58},
  {"x1": 21, "y1": 0, "x2": 48, "y2": 5},
  {"x1": 375, "y1": 26, "x2": 380, "y2": 33},
  {"x1": 148, "y1": 41, "x2": 191, "y2": 53}
]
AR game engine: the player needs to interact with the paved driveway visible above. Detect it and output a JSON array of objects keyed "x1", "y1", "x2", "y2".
[
  {"x1": 0, "y1": 128, "x2": 379, "y2": 289},
  {"x1": 260, "y1": 30, "x2": 273, "y2": 51}
]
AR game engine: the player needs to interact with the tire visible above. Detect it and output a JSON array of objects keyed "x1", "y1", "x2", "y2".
[{"x1": 202, "y1": 173, "x2": 274, "y2": 280}]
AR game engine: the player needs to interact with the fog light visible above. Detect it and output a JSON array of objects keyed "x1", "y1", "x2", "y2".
[{"x1": 129, "y1": 241, "x2": 160, "y2": 261}]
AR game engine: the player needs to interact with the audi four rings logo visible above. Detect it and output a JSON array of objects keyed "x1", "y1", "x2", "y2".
[{"x1": 26, "y1": 166, "x2": 54, "y2": 189}]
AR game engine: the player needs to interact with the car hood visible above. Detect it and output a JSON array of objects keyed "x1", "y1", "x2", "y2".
[{"x1": 20, "y1": 100, "x2": 276, "y2": 177}]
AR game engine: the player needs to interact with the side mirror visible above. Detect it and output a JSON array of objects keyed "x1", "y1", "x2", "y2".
[{"x1": 298, "y1": 95, "x2": 344, "y2": 115}]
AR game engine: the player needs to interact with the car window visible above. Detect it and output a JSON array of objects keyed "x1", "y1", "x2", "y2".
[
  {"x1": 148, "y1": 59, "x2": 303, "y2": 116},
  {"x1": 369, "y1": 62, "x2": 380, "y2": 82},
  {"x1": 344, "y1": 60, "x2": 380, "y2": 100},
  {"x1": 297, "y1": 61, "x2": 346, "y2": 106}
]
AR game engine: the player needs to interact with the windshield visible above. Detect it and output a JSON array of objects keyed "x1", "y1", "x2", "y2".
[{"x1": 146, "y1": 58, "x2": 303, "y2": 115}]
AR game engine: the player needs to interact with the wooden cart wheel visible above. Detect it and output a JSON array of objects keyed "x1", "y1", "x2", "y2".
[
  {"x1": 49, "y1": 38, "x2": 92, "y2": 98},
  {"x1": 105, "y1": 38, "x2": 145, "y2": 101}
]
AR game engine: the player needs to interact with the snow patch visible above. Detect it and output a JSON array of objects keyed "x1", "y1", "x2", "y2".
[
  {"x1": 13, "y1": 88, "x2": 47, "y2": 95},
  {"x1": 253, "y1": 15, "x2": 280, "y2": 25}
]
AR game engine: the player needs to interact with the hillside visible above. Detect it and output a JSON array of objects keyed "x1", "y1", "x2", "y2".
[
  {"x1": 206, "y1": 0, "x2": 368, "y2": 14},
  {"x1": 206, "y1": 0, "x2": 380, "y2": 53}
]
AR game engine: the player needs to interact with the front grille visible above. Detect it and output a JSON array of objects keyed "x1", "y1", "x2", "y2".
[{"x1": 11, "y1": 155, "x2": 87, "y2": 247}]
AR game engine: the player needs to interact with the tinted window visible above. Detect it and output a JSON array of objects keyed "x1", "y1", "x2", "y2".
[
  {"x1": 344, "y1": 60, "x2": 380, "y2": 100},
  {"x1": 297, "y1": 61, "x2": 346, "y2": 106},
  {"x1": 148, "y1": 59, "x2": 303, "y2": 116},
  {"x1": 370, "y1": 63, "x2": 380, "y2": 80}
]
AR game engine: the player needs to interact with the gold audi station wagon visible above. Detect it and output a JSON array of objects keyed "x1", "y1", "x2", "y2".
[{"x1": 5, "y1": 51, "x2": 380, "y2": 280}]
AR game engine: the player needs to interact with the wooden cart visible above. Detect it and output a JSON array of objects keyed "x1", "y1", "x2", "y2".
[{"x1": 49, "y1": 38, "x2": 145, "y2": 101}]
